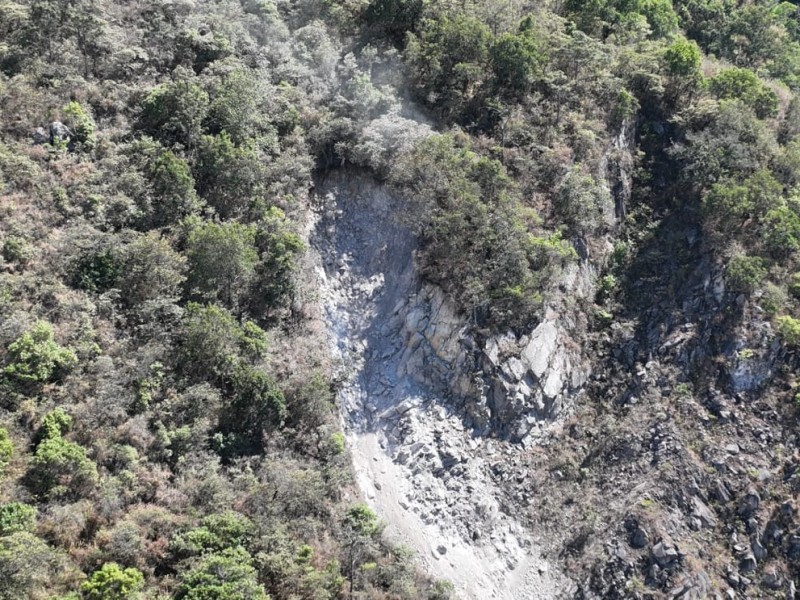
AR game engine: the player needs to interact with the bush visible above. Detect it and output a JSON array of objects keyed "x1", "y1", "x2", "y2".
[
  {"x1": 4, "y1": 321, "x2": 77, "y2": 384},
  {"x1": 220, "y1": 364, "x2": 286, "y2": 455},
  {"x1": 777, "y1": 315, "x2": 800, "y2": 346},
  {"x1": 726, "y1": 254, "x2": 766, "y2": 293},
  {"x1": 62, "y1": 101, "x2": 95, "y2": 151},
  {"x1": 139, "y1": 74, "x2": 209, "y2": 147},
  {"x1": 81, "y1": 563, "x2": 144, "y2": 600},
  {"x1": 710, "y1": 68, "x2": 778, "y2": 118},
  {"x1": 0, "y1": 503, "x2": 36, "y2": 536},
  {"x1": 0, "y1": 429, "x2": 10, "y2": 478},
  {"x1": 145, "y1": 150, "x2": 201, "y2": 227},
  {"x1": 38, "y1": 407, "x2": 73, "y2": 442},
  {"x1": 176, "y1": 546, "x2": 269, "y2": 600},
  {"x1": 178, "y1": 303, "x2": 267, "y2": 382},
  {"x1": 73, "y1": 250, "x2": 122, "y2": 293},
  {"x1": 171, "y1": 511, "x2": 253, "y2": 558},
  {"x1": 27, "y1": 434, "x2": 98, "y2": 500},
  {"x1": 186, "y1": 220, "x2": 259, "y2": 310},
  {"x1": 664, "y1": 37, "x2": 701, "y2": 76}
]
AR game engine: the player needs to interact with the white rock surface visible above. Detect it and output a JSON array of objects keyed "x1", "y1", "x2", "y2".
[{"x1": 311, "y1": 172, "x2": 570, "y2": 599}]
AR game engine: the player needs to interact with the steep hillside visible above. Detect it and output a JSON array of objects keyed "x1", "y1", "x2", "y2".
[{"x1": 3, "y1": 1, "x2": 800, "y2": 599}]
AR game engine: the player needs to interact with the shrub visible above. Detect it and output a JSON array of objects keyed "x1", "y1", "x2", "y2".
[
  {"x1": 4, "y1": 321, "x2": 77, "y2": 384},
  {"x1": 81, "y1": 563, "x2": 144, "y2": 600},
  {"x1": 176, "y1": 546, "x2": 269, "y2": 600},
  {"x1": 178, "y1": 303, "x2": 267, "y2": 382},
  {"x1": 710, "y1": 68, "x2": 778, "y2": 118},
  {"x1": 62, "y1": 101, "x2": 95, "y2": 151},
  {"x1": 27, "y1": 435, "x2": 98, "y2": 499},
  {"x1": 664, "y1": 37, "x2": 701, "y2": 76},
  {"x1": 186, "y1": 220, "x2": 259, "y2": 310},
  {"x1": 726, "y1": 254, "x2": 766, "y2": 293},
  {"x1": 777, "y1": 315, "x2": 800, "y2": 346},
  {"x1": 0, "y1": 429, "x2": 10, "y2": 478},
  {"x1": 38, "y1": 407, "x2": 73, "y2": 442},
  {"x1": 220, "y1": 364, "x2": 286, "y2": 455},
  {"x1": 145, "y1": 151, "x2": 200, "y2": 227},
  {"x1": 171, "y1": 511, "x2": 253, "y2": 558},
  {"x1": 73, "y1": 250, "x2": 122, "y2": 293},
  {"x1": 0, "y1": 503, "x2": 36, "y2": 536},
  {"x1": 139, "y1": 74, "x2": 209, "y2": 147}
]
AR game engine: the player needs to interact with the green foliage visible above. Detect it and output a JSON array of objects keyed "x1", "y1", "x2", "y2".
[
  {"x1": 178, "y1": 303, "x2": 267, "y2": 382},
  {"x1": 62, "y1": 101, "x2": 95, "y2": 151},
  {"x1": 27, "y1": 432, "x2": 97, "y2": 499},
  {"x1": 710, "y1": 68, "x2": 778, "y2": 118},
  {"x1": 221, "y1": 364, "x2": 286, "y2": 455},
  {"x1": 565, "y1": 0, "x2": 678, "y2": 39},
  {"x1": 0, "y1": 532, "x2": 67, "y2": 600},
  {"x1": 206, "y1": 69, "x2": 276, "y2": 148},
  {"x1": 393, "y1": 134, "x2": 553, "y2": 329},
  {"x1": 555, "y1": 167, "x2": 612, "y2": 236},
  {"x1": 490, "y1": 24, "x2": 544, "y2": 96},
  {"x1": 117, "y1": 233, "x2": 187, "y2": 310},
  {"x1": 405, "y1": 16, "x2": 492, "y2": 120},
  {"x1": 171, "y1": 511, "x2": 253, "y2": 558},
  {"x1": 664, "y1": 37, "x2": 701, "y2": 76},
  {"x1": 186, "y1": 220, "x2": 259, "y2": 310},
  {"x1": 0, "y1": 503, "x2": 36, "y2": 536},
  {"x1": 176, "y1": 546, "x2": 270, "y2": 600},
  {"x1": 4, "y1": 321, "x2": 77, "y2": 384},
  {"x1": 81, "y1": 563, "x2": 145, "y2": 600},
  {"x1": 73, "y1": 250, "x2": 122, "y2": 292},
  {"x1": 252, "y1": 207, "x2": 304, "y2": 318},
  {"x1": 139, "y1": 74, "x2": 210, "y2": 147},
  {"x1": 763, "y1": 205, "x2": 800, "y2": 257},
  {"x1": 362, "y1": 0, "x2": 424, "y2": 46},
  {"x1": 145, "y1": 150, "x2": 201, "y2": 227},
  {"x1": 194, "y1": 132, "x2": 266, "y2": 219},
  {"x1": 38, "y1": 407, "x2": 73, "y2": 442},
  {"x1": 777, "y1": 315, "x2": 800, "y2": 346},
  {"x1": 0, "y1": 429, "x2": 11, "y2": 478},
  {"x1": 725, "y1": 254, "x2": 766, "y2": 293}
]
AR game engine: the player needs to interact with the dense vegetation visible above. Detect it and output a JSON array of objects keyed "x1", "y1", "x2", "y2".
[{"x1": 4, "y1": 0, "x2": 800, "y2": 597}]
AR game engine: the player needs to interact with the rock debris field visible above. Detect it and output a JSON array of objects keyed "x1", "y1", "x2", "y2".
[{"x1": 311, "y1": 172, "x2": 568, "y2": 599}]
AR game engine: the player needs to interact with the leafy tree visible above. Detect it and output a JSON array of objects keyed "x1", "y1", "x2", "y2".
[
  {"x1": 763, "y1": 205, "x2": 800, "y2": 258},
  {"x1": 251, "y1": 207, "x2": 304, "y2": 318},
  {"x1": 0, "y1": 503, "x2": 36, "y2": 536},
  {"x1": 186, "y1": 220, "x2": 259, "y2": 309},
  {"x1": 145, "y1": 150, "x2": 201, "y2": 227},
  {"x1": 205, "y1": 69, "x2": 276, "y2": 148},
  {"x1": 194, "y1": 132, "x2": 266, "y2": 219},
  {"x1": 26, "y1": 433, "x2": 98, "y2": 499},
  {"x1": 362, "y1": 0, "x2": 425, "y2": 46},
  {"x1": 139, "y1": 73, "x2": 209, "y2": 148},
  {"x1": 726, "y1": 254, "x2": 767, "y2": 293},
  {"x1": 342, "y1": 504, "x2": 382, "y2": 598},
  {"x1": 555, "y1": 166, "x2": 613, "y2": 236},
  {"x1": 175, "y1": 546, "x2": 270, "y2": 600},
  {"x1": 405, "y1": 16, "x2": 492, "y2": 121},
  {"x1": 117, "y1": 233, "x2": 187, "y2": 310},
  {"x1": 178, "y1": 303, "x2": 267, "y2": 382},
  {"x1": 709, "y1": 68, "x2": 778, "y2": 118},
  {"x1": 38, "y1": 407, "x2": 73, "y2": 442},
  {"x1": 221, "y1": 364, "x2": 286, "y2": 455},
  {"x1": 0, "y1": 532, "x2": 68, "y2": 600},
  {"x1": 490, "y1": 22, "x2": 544, "y2": 96},
  {"x1": 664, "y1": 37, "x2": 701, "y2": 76},
  {"x1": 81, "y1": 563, "x2": 145, "y2": 600},
  {"x1": 73, "y1": 249, "x2": 122, "y2": 293},
  {"x1": 171, "y1": 511, "x2": 253, "y2": 558},
  {"x1": 4, "y1": 321, "x2": 77, "y2": 384}
]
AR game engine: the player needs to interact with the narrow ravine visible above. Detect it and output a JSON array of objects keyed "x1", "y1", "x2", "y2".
[{"x1": 311, "y1": 171, "x2": 568, "y2": 600}]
